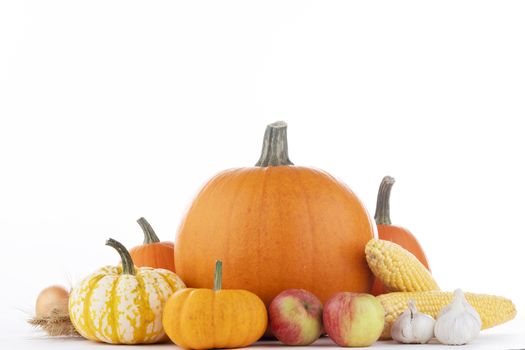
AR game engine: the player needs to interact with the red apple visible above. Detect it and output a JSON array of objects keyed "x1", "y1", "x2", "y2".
[
  {"x1": 323, "y1": 292, "x2": 384, "y2": 347},
  {"x1": 269, "y1": 289, "x2": 323, "y2": 345}
]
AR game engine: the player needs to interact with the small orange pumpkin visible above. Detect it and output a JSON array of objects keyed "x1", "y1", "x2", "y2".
[
  {"x1": 371, "y1": 176, "x2": 431, "y2": 296},
  {"x1": 129, "y1": 217, "x2": 175, "y2": 272},
  {"x1": 162, "y1": 260, "x2": 267, "y2": 349}
]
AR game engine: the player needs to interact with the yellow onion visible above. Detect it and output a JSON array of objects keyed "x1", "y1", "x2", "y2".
[{"x1": 35, "y1": 285, "x2": 69, "y2": 318}]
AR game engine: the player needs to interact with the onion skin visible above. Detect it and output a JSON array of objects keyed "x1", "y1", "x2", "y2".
[{"x1": 35, "y1": 285, "x2": 69, "y2": 318}]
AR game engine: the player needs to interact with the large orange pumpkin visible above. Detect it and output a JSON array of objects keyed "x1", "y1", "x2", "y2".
[
  {"x1": 175, "y1": 121, "x2": 375, "y2": 308},
  {"x1": 371, "y1": 176, "x2": 431, "y2": 296}
]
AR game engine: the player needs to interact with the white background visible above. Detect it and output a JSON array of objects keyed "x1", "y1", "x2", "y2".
[{"x1": 1, "y1": 1, "x2": 524, "y2": 348}]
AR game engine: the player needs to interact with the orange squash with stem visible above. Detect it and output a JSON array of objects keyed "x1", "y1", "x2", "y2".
[
  {"x1": 371, "y1": 176, "x2": 431, "y2": 296},
  {"x1": 129, "y1": 217, "x2": 175, "y2": 272},
  {"x1": 162, "y1": 260, "x2": 267, "y2": 349}
]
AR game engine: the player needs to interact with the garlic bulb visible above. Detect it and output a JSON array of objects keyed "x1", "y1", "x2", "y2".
[
  {"x1": 391, "y1": 299, "x2": 435, "y2": 344},
  {"x1": 434, "y1": 289, "x2": 482, "y2": 345}
]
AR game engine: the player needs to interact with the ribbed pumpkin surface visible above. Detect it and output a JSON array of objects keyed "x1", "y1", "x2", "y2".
[
  {"x1": 163, "y1": 288, "x2": 267, "y2": 349},
  {"x1": 175, "y1": 166, "x2": 374, "y2": 307}
]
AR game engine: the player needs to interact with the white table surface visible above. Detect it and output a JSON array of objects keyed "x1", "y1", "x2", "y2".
[{"x1": 3, "y1": 315, "x2": 524, "y2": 350}]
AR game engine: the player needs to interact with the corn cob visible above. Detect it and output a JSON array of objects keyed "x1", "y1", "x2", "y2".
[
  {"x1": 365, "y1": 239, "x2": 439, "y2": 292},
  {"x1": 378, "y1": 291, "x2": 517, "y2": 339}
]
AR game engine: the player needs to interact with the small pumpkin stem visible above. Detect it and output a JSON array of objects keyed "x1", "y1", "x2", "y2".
[
  {"x1": 255, "y1": 121, "x2": 294, "y2": 167},
  {"x1": 106, "y1": 238, "x2": 136, "y2": 275},
  {"x1": 137, "y1": 217, "x2": 160, "y2": 244},
  {"x1": 214, "y1": 260, "x2": 222, "y2": 291},
  {"x1": 374, "y1": 176, "x2": 395, "y2": 225}
]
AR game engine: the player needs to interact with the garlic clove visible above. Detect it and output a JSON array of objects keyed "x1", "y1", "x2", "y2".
[
  {"x1": 391, "y1": 300, "x2": 435, "y2": 344},
  {"x1": 412, "y1": 313, "x2": 436, "y2": 343},
  {"x1": 392, "y1": 308, "x2": 413, "y2": 341},
  {"x1": 434, "y1": 289, "x2": 482, "y2": 345}
]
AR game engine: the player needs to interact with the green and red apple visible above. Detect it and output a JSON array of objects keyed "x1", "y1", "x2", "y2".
[
  {"x1": 269, "y1": 289, "x2": 323, "y2": 345},
  {"x1": 323, "y1": 292, "x2": 384, "y2": 347}
]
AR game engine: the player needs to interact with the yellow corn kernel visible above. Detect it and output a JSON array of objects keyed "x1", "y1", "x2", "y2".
[{"x1": 365, "y1": 239, "x2": 439, "y2": 292}]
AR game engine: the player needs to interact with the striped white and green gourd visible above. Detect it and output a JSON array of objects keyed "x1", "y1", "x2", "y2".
[{"x1": 69, "y1": 238, "x2": 185, "y2": 344}]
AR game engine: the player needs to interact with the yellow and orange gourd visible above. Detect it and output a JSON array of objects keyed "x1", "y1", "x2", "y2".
[
  {"x1": 162, "y1": 260, "x2": 267, "y2": 349},
  {"x1": 69, "y1": 239, "x2": 185, "y2": 344},
  {"x1": 175, "y1": 122, "x2": 375, "y2": 307}
]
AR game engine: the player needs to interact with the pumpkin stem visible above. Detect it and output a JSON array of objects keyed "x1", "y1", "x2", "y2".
[
  {"x1": 255, "y1": 121, "x2": 294, "y2": 167},
  {"x1": 374, "y1": 176, "x2": 395, "y2": 225},
  {"x1": 106, "y1": 238, "x2": 136, "y2": 275},
  {"x1": 214, "y1": 260, "x2": 222, "y2": 291},
  {"x1": 137, "y1": 217, "x2": 160, "y2": 244}
]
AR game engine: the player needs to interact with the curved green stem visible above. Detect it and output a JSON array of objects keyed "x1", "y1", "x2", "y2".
[
  {"x1": 374, "y1": 176, "x2": 395, "y2": 225},
  {"x1": 214, "y1": 260, "x2": 222, "y2": 291},
  {"x1": 137, "y1": 217, "x2": 160, "y2": 244},
  {"x1": 255, "y1": 121, "x2": 294, "y2": 167},
  {"x1": 106, "y1": 238, "x2": 136, "y2": 275}
]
